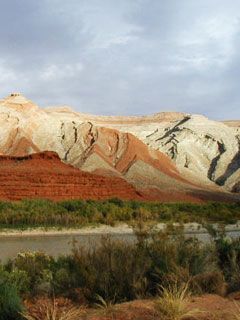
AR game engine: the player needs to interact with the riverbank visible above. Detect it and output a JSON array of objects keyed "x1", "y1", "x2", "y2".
[
  {"x1": 0, "y1": 199, "x2": 240, "y2": 231},
  {"x1": 1, "y1": 221, "x2": 240, "y2": 237}
]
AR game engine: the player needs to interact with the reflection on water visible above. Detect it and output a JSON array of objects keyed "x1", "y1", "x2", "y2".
[{"x1": 0, "y1": 230, "x2": 240, "y2": 263}]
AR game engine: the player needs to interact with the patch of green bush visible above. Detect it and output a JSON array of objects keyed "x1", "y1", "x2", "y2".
[
  {"x1": 0, "y1": 199, "x2": 239, "y2": 229},
  {"x1": 0, "y1": 276, "x2": 23, "y2": 320},
  {"x1": 1, "y1": 228, "x2": 228, "y2": 304},
  {"x1": 1, "y1": 225, "x2": 240, "y2": 306}
]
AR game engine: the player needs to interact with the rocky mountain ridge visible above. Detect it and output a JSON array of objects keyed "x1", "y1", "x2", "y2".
[{"x1": 0, "y1": 93, "x2": 239, "y2": 202}]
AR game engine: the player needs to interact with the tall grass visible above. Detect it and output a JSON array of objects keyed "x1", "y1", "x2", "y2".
[
  {"x1": 22, "y1": 299, "x2": 82, "y2": 320},
  {"x1": 232, "y1": 302, "x2": 240, "y2": 320},
  {"x1": 154, "y1": 283, "x2": 199, "y2": 320}
]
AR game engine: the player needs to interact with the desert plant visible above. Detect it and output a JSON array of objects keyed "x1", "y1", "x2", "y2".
[
  {"x1": 154, "y1": 283, "x2": 198, "y2": 320},
  {"x1": 213, "y1": 233, "x2": 240, "y2": 292},
  {"x1": 231, "y1": 301, "x2": 240, "y2": 320},
  {"x1": 12, "y1": 251, "x2": 53, "y2": 294},
  {"x1": 190, "y1": 270, "x2": 226, "y2": 296},
  {"x1": 22, "y1": 299, "x2": 82, "y2": 320},
  {"x1": 94, "y1": 294, "x2": 117, "y2": 319}
]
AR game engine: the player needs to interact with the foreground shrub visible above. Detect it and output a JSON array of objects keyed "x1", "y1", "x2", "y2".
[
  {"x1": 191, "y1": 271, "x2": 226, "y2": 296},
  {"x1": 59, "y1": 237, "x2": 151, "y2": 302},
  {"x1": 1, "y1": 228, "x2": 232, "y2": 304},
  {"x1": 10, "y1": 252, "x2": 53, "y2": 294},
  {"x1": 2, "y1": 229, "x2": 225, "y2": 303},
  {"x1": 211, "y1": 230, "x2": 240, "y2": 292},
  {"x1": 0, "y1": 280, "x2": 23, "y2": 320}
]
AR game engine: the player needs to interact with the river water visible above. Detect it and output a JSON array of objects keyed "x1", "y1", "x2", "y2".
[{"x1": 0, "y1": 229, "x2": 240, "y2": 263}]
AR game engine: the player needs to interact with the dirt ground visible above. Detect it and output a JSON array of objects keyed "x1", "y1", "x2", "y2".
[{"x1": 24, "y1": 293, "x2": 240, "y2": 320}]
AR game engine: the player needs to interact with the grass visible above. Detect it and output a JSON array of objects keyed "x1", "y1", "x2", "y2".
[
  {"x1": 94, "y1": 294, "x2": 117, "y2": 319},
  {"x1": 232, "y1": 302, "x2": 240, "y2": 320},
  {"x1": 22, "y1": 299, "x2": 83, "y2": 320},
  {"x1": 154, "y1": 283, "x2": 199, "y2": 320}
]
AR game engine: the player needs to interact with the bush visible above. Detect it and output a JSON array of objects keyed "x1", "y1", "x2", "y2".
[
  {"x1": 0, "y1": 268, "x2": 30, "y2": 295},
  {"x1": 0, "y1": 199, "x2": 240, "y2": 228},
  {"x1": 191, "y1": 271, "x2": 226, "y2": 296},
  {"x1": 11, "y1": 252, "x2": 53, "y2": 294},
  {"x1": 0, "y1": 227, "x2": 234, "y2": 305},
  {"x1": 214, "y1": 236, "x2": 240, "y2": 292},
  {"x1": 0, "y1": 279, "x2": 23, "y2": 320}
]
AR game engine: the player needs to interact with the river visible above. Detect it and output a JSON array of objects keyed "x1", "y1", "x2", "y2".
[{"x1": 0, "y1": 227, "x2": 240, "y2": 263}]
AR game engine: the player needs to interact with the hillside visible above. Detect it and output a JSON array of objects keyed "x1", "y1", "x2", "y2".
[
  {"x1": 0, "y1": 151, "x2": 141, "y2": 201},
  {"x1": 0, "y1": 93, "x2": 239, "y2": 202}
]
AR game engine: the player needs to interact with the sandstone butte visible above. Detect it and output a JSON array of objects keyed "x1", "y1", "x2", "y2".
[{"x1": 0, "y1": 93, "x2": 239, "y2": 202}]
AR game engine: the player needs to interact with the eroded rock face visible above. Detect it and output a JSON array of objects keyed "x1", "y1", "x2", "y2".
[
  {"x1": 0, "y1": 93, "x2": 239, "y2": 201},
  {"x1": 139, "y1": 115, "x2": 240, "y2": 192},
  {"x1": 91, "y1": 112, "x2": 240, "y2": 194}
]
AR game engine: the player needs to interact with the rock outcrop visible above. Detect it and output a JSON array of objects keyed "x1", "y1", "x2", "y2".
[{"x1": 0, "y1": 93, "x2": 239, "y2": 202}]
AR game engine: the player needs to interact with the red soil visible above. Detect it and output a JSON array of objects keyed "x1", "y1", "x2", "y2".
[
  {"x1": 0, "y1": 151, "x2": 142, "y2": 201},
  {"x1": 140, "y1": 188, "x2": 204, "y2": 203},
  {"x1": 25, "y1": 294, "x2": 240, "y2": 320}
]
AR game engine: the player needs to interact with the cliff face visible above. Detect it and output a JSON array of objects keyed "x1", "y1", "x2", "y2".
[{"x1": 0, "y1": 93, "x2": 239, "y2": 202}]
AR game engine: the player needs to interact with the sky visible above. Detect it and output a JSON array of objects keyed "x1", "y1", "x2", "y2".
[{"x1": 0, "y1": 0, "x2": 240, "y2": 119}]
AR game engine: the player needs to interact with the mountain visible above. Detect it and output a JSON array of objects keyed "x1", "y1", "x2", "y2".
[{"x1": 0, "y1": 93, "x2": 239, "y2": 202}]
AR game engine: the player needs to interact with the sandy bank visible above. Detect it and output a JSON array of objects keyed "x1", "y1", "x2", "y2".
[{"x1": 0, "y1": 222, "x2": 240, "y2": 238}]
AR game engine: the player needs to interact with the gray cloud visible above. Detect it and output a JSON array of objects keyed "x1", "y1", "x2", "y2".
[{"x1": 0, "y1": 0, "x2": 240, "y2": 119}]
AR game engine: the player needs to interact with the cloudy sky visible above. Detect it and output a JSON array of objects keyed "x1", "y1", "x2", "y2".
[{"x1": 0, "y1": 0, "x2": 240, "y2": 119}]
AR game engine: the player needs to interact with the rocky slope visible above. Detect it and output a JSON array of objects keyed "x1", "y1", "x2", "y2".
[
  {"x1": 0, "y1": 93, "x2": 239, "y2": 202},
  {"x1": 0, "y1": 151, "x2": 142, "y2": 201}
]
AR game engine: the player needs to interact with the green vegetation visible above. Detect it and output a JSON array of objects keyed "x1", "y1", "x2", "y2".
[
  {"x1": 0, "y1": 198, "x2": 239, "y2": 229},
  {"x1": 1, "y1": 227, "x2": 240, "y2": 318},
  {"x1": 0, "y1": 228, "x2": 237, "y2": 302},
  {"x1": 0, "y1": 275, "x2": 23, "y2": 320}
]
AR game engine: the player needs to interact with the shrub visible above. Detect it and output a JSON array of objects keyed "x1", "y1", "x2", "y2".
[
  {"x1": 0, "y1": 279, "x2": 23, "y2": 320},
  {"x1": 11, "y1": 252, "x2": 53, "y2": 294},
  {"x1": 67, "y1": 237, "x2": 151, "y2": 302},
  {"x1": 213, "y1": 233, "x2": 240, "y2": 292},
  {"x1": 191, "y1": 271, "x2": 226, "y2": 296},
  {"x1": 0, "y1": 227, "x2": 231, "y2": 305}
]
